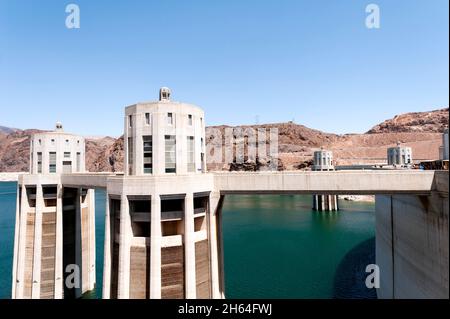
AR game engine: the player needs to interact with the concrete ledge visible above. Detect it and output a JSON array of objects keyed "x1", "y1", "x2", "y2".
[
  {"x1": 20, "y1": 174, "x2": 61, "y2": 185},
  {"x1": 214, "y1": 170, "x2": 437, "y2": 195},
  {"x1": 0, "y1": 172, "x2": 24, "y2": 182},
  {"x1": 61, "y1": 173, "x2": 118, "y2": 188},
  {"x1": 12, "y1": 170, "x2": 447, "y2": 196}
]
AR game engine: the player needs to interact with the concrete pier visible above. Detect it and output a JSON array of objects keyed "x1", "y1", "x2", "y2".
[
  {"x1": 312, "y1": 194, "x2": 339, "y2": 211},
  {"x1": 12, "y1": 176, "x2": 96, "y2": 298}
]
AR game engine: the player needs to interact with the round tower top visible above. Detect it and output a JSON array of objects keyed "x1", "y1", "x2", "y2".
[{"x1": 159, "y1": 87, "x2": 171, "y2": 102}]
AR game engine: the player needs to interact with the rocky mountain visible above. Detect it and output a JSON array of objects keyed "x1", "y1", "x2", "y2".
[
  {"x1": 0, "y1": 129, "x2": 41, "y2": 172},
  {"x1": 87, "y1": 136, "x2": 124, "y2": 173},
  {"x1": 367, "y1": 108, "x2": 448, "y2": 133},
  {"x1": 0, "y1": 107, "x2": 448, "y2": 172},
  {"x1": 0, "y1": 126, "x2": 18, "y2": 134}
]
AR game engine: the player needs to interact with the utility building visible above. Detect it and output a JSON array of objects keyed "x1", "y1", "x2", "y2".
[{"x1": 387, "y1": 142, "x2": 413, "y2": 167}]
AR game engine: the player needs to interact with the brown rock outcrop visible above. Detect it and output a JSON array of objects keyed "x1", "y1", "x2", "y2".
[{"x1": 367, "y1": 108, "x2": 448, "y2": 134}]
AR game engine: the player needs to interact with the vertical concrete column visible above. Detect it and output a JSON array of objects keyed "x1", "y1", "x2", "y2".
[
  {"x1": 184, "y1": 192, "x2": 196, "y2": 298},
  {"x1": 15, "y1": 184, "x2": 29, "y2": 299},
  {"x1": 102, "y1": 195, "x2": 111, "y2": 299},
  {"x1": 81, "y1": 140, "x2": 86, "y2": 173},
  {"x1": 74, "y1": 188, "x2": 82, "y2": 298},
  {"x1": 11, "y1": 182, "x2": 21, "y2": 298},
  {"x1": 43, "y1": 149, "x2": 49, "y2": 175},
  {"x1": 153, "y1": 113, "x2": 165, "y2": 175},
  {"x1": 31, "y1": 183, "x2": 43, "y2": 299},
  {"x1": 117, "y1": 194, "x2": 131, "y2": 298},
  {"x1": 208, "y1": 192, "x2": 223, "y2": 299},
  {"x1": 124, "y1": 115, "x2": 129, "y2": 176},
  {"x1": 87, "y1": 189, "x2": 96, "y2": 291},
  {"x1": 29, "y1": 140, "x2": 33, "y2": 173},
  {"x1": 194, "y1": 115, "x2": 201, "y2": 172},
  {"x1": 135, "y1": 134, "x2": 143, "y2": 176},
  {"x1": 176, "y1": 112, "x2": 187, "y2": 175},
  {"x1": 150, "y1": 194, "x2": 161, "y2": 298},
  {"x1": 56, "y1": 138, "x2": 63, "y2": 174},
  {"x1": 54, "y1": 184, "x2": 63, "y2": 298},
  {"x1": 132, "y1": 119, "x2": 138, "y2": 176},
  {"x1": 125, "y1": 115, "x2": 135, "y2": 176}
]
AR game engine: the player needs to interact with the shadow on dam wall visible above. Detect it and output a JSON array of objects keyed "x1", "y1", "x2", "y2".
[{"x1": 333, "y1": 237, "x2": 377, "y2": 299}]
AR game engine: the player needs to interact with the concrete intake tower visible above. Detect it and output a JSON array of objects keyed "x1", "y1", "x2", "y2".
[
  {"x1": 102, "y1": 87, "x2": 222, "y2": 299},
  {"x1": 12, "y1": 123, "x2": 96, "y2": 299}
]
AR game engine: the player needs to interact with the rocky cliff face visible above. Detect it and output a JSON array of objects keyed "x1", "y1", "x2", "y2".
[
  {"x1": 0, "y1": 129, "x2": 41, "y2": 172},
  {"x1": 87, "y1": 136, "x2": 124, "y2": 172},
  {"x1": 0, "y1": 107, "x2": 448, "y2": 172},
  {"x1": 367, "y1": 108, "x2": 448, "y2": 133}
]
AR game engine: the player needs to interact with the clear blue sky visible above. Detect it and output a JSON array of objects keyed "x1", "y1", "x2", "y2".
[{"x1": 0, "y1": 0, "x2": 448, "y2": 136}]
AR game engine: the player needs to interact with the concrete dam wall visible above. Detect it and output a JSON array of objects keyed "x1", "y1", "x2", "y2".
[{"x1": 376, "y1": 172, "x2": 449, "y2": 298}]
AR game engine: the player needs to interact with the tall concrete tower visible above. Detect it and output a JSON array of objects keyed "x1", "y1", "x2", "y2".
[
  {"x1": 29, "y1": 122, "x2": 86, "y2": 174},
  {"x1": 12, "y1": 123, "x2": 96, "y2": 299},
  {"x1": 102, "y1": 88, "x2": 222, "y2": 299},
  {"x1": 312, "y1": 149, "x2": 339, "y2": 211}
]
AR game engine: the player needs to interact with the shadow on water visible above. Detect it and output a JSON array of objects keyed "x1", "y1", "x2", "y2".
[{"x1": 332, "y1": 237, "x2": 377, "y2": 299}]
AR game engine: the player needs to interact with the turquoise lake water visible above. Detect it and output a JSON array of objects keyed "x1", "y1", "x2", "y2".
[{"x1": 0, "y1": 182, "x2": 376, "y2": 299}]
